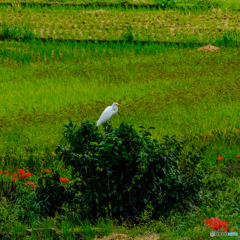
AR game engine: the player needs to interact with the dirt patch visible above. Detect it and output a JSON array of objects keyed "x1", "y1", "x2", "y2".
[
  {"x1": 95, "y1": 233, "x2": 160, "y2": 240},
  {"x1": 135, "y1": 233, "x2": 160, "y2": 240},
  {"x1": 197, "y1": 45, "x2": 220, "y2": 52},
  {"x1": 95, "y1": 233, "x2": 134, "y2": 240}
]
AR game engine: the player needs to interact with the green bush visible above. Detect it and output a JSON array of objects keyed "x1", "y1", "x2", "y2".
[
  {"x1": 35, "y1": 119, "x2": 207, "y2": 224},
  {"x1": 35, "y1": 171, "x2": 76, "y2": 218}
]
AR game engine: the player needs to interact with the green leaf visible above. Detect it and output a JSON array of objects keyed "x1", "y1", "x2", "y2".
[
  {"x1": 102, "y1": 193, "x2": 107, "y2": 198},
  {"x1": 118, "y1": 193, "x2": 123, "y2": 201},
  {"x1": 120, "y1": 173, "x2": 124, "y2": 180}
]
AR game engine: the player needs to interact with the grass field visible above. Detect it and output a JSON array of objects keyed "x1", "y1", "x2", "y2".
[{"x1": 1, "y1": 0, "x2": 240, "y2": 239}]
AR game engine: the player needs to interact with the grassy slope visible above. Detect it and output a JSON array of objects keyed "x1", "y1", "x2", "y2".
[{"x1": 1, "y1": 43, "x2": 240, "y2": 170}]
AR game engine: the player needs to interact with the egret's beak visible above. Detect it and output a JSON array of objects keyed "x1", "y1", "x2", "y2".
[{"x1": 117, "y1": 104, "x2": 122, "y2": 106}]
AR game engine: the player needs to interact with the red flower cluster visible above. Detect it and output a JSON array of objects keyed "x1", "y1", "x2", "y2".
[
  {"x1": 19, "y1": 173, "x2": 33, "y2": 178},
  {"x1": 45, "y1": 170, "x2": 70, "y2": 185},
  {"x1": 1, "y1": 168, "x2": 70, "y2": 188},
  {"x1": 217, "y1": 156, "x2": 224, "y2": 161},
  {"x1": 217, "y1": 155, "x2": 240, "y2": 162},
  {"x1": 0, "y1": 168, "x2": 35, "y2": 187},
  {"x1": 204, "y1": 217, "x2": 234, "y2": 232},
  {"x1": 217, "y1": 154, "x2": 240, "y2": 163},
  {"x1": 19, "y1": 169, "x2": 25, "y2": 174},
  {"x1": 25, "y1": 181, "x2": 37, "y2": 188},
  {"x1": 60, "y1": 177, "x2": 69, "y2": 182}
]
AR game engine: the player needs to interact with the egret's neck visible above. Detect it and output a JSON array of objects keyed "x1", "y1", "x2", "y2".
[{"x1": 113, "y1": 106, "x2": 118, "y2": 114}]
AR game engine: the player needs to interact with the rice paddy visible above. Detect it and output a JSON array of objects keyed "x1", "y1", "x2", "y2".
[{"x1": 1, "y1": 4, "x2": 240, "y2": 43}]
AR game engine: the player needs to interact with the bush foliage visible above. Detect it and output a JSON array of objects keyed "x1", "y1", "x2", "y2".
[{"x1": 35, "y1": 119, "x2": 208, "y2": 223}]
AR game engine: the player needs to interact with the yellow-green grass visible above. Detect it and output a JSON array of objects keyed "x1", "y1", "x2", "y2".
[
  {"x1": 0, "y1": 39, "x2": 240, "y2": 174},
  {"x1": 1, "y1": 4, "x2": 240, "y2": 43},
  {"x1": 3, "y1": 0, "x2": 240, "y2": 10},
  {"x1": 3, "y1": 0, "x2": 156, "y2": 3}
]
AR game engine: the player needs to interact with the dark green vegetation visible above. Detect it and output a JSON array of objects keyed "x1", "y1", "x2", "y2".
[{"x1": 0, "y1": 0, "x2": 240, "y2": 239}]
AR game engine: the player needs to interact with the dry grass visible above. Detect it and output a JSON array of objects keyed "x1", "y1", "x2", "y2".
[{"x1": 197, "y1": 44, "x2": 220, "y2": 52}]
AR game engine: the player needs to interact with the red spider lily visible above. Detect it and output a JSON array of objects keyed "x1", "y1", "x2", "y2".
[
  {"x1": 45, "y1": 170, "x2": 50, "y2": 173},
  {"x1": 60, "y1": 177, "x2": 69, "y2": 182},
  {"x1": 11, "y1": 178, "x2": 17, "y2": 181},
  {"x1": 25, "y1": 181, "x2": 34, "y2": 185},
  {"x1": 12, "y1": 173, "x2": 18, "y2": 177},
  {"x1": 217, "y1": 156, "x2": 224, "y2": 161},
  {"x1": 31, "y1": 184, "x2": 37, "y2": 188},
  {"x1": 19, "y1": 169, "x2": 25, "y2": 174},
  {"x1": 5, "y1": 170, "x2": 10, "y2": 173},
  {"x1": 19, "y1": 173, "x2": 33, "y2": 178},
  {"x1": 204, "y1": 217, "x2": 229, "y2": 231},
  {"x1": 0, "y1": 171, "x2": 2, "y2": 174},
  {"x1": 237, "y1": 155, "x2": 240, "y2": 158}
]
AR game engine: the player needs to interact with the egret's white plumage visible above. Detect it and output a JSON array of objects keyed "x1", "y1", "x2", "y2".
[{"x1": 97, "y1": 102, "x2": 122, "y2": 127}]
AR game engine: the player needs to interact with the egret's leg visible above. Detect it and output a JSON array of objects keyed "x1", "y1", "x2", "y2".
[
  {"x1": 106, "y1": 120, "x2": 111, "y2": 132},
  {"x1": 104, "y1": 122, "x2": 107, "y2": 132}
]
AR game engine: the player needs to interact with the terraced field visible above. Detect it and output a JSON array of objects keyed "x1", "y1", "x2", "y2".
[{"x1": 1, "y1": 5, "x2": 240, "y2": 43}]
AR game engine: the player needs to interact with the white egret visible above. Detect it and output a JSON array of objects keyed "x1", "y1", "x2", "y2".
[{"x1": 96, "y1": 102, "x2": 122, "y2": 131}]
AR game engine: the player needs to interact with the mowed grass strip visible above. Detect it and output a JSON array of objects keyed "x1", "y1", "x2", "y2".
[{"x1": 0, "y1": 40, "x2": 240, "y2": 172}]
